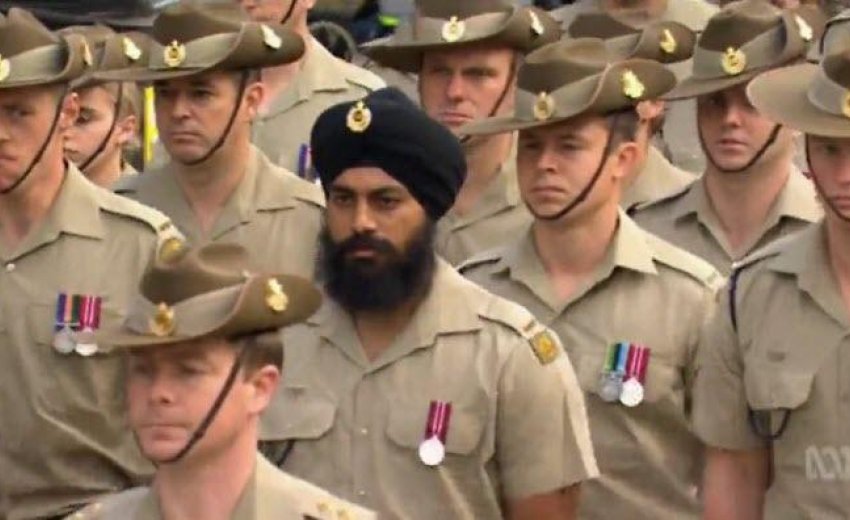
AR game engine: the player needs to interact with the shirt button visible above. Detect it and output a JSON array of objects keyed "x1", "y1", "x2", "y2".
[
  {"x1": 356, "y1": 490, "x2": 367, "y2": 497},
  {"x1": 359, "y1": 427, "x2": 368, "y2": 436},
  {"x1": 5, "y1": 263, "x2": 14, "y2": 272}
]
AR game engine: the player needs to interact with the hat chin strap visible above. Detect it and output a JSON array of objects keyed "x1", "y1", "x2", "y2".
[
  {"x1": 79, "y1": 86, "x2": 124, "y2": 173},
  {"x1": 698, "y1": 122, "x2": 782, "y2": 175},
  {"x1": 532, "y1": 114, "x2": 620, "y2": 222},
  {"x1": 180, "y1": 71, "x2": 249, "y2": 167},
  {"x1": 280, "y1": 0, "x2": 297, "y2": 25},
  {"x1": 0, "y1": 85, "x2": 68, "y2": 195},
  {"x1": 805, "y1": 135, "x2": 850, "y2": 223},
  {"x1": 157, "y1": 346, "x2": 247, "y2": 465}
]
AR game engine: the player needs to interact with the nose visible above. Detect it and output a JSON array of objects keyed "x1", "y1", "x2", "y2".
[
  {"x1": 445, "y1": 73, "x2": 466, "y2": 103},
  {"x1": 352, "y1": 199, "x2": 378, "y2": 235},
  {"x1": 145, "y1": 372, "x2": 176, "y2": 407}
]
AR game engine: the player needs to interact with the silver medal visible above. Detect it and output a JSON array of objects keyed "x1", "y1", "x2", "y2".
[
  {"x1": 598, "y1": 372, "x2": 623, "y2": 403},
  {"x1": 418, "y1": 436, "x2": 446, "y2": 467},
  {"x1": 619, "y1": 377, "x2": 645, "y2": 407},
  {"x1": 52, "y1": 327, "x2": 76, "y2": 354}
]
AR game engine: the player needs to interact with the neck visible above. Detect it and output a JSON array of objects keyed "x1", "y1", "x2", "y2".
[
  {"x1": 703, "y1": 153, "x2": 792, "y2": 254},
  {"x1": 452, "y1": 133, "x2": 513, "y2": 216},
  {"x1": 84, "y1": 151, "x2": 123, "y2": 189},
  {"x1": 173, "y1": 141, "x2": 250, "y2": 235},
  {"x1": 0, "y1": 156, "x2": 65, "y2": 251},
  {"x1": 533, "y1": 202, "x2": 620, "y2": 278},
  {"x1": 153, "y1": 428, "x2": 257, "y2": 520}
]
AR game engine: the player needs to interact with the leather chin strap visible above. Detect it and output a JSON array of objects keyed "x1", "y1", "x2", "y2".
[
  {"x1": 531, "y1": 114, "x2": 620, "y2": 222},
  {"x1": 159, "y1": 346, "x2": 247, "y2": 465},
  {"x1": 805, "y1": 136, "x2": 850, "y2": 223},
  {"x1": 0, "y1": 86, "x2": 68, "y2": 195},
  {"x1": 280, "y1": 0, "x2": 297, "y2": 25},
  {"x1": 79, "y1": 85, "x2": 124, "y2": 173},
  {"x1": 180, "y1": 71, "x2": 249, "y2": 167},
  {"x1": 698, "y1": 122, "x2": 783, "y2": 175}
]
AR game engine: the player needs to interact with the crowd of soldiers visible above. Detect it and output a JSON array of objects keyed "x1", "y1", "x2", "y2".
[{"x1": 0, "y1": 0, "x2": 848, "y2": 518}]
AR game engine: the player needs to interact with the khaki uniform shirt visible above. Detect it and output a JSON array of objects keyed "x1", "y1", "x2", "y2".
[
  {"x1": 693, "y1": 222, "x2": 850, "y2": 519},
  {"x1": 631, "y1": 170, "x2": 822, "y2": 276},
  {"x1": 260, "y1": 260, "x2": 598, "y2": 519},
  {"x1": 436, "y1": 159, "x2": 531, "y2": 266},
  {"x1": 554, "y1": 0, "x2": 718, "y2": 174},
  {"x1": 252, "y1": 39, "x2": 385, "y2": 176},
  {"x1": 68, "y1": 453, "x2": 376, "y2": 520},
  {"x1": 622, "y1": 145, "x2": 695, "y2": 211},
  {"x1": 119, "y1": 147, "x2": 324, "y2": 278},
  {"x1": 460, "y1": 213, "x2": 722, "y2": 520},
  {"x1": 0, "y1": 165, "x2": 179, "y2": 520}
]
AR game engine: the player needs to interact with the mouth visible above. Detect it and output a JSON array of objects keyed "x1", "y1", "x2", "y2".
[{"x1": 438, "y1": 112, "x2": 473, "y2": 126}]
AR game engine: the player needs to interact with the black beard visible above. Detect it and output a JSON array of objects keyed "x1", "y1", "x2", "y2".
[{"x1": 318, "y1": 221, "x2": 437, "y2": 312}]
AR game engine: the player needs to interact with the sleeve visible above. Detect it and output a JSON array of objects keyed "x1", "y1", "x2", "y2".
[
  {"x1": 692, "y1": 282, "x2": 767, "y2": 451},
  {"x1": 496, "y1": 327, "x2": 599, "y2": 500}
]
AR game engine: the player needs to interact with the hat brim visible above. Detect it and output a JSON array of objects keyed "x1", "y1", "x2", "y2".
[
  {"x1": 0, "y1": 34, "x2": 89, "y2": 90},
  {"x1": 663, "y1": 67, "x2": 762, "y2": 101},
  {"x1": 98, "y1": 273, "x2": 321, "y2": 349},
  {"x1": 748, "y1": 63, "x2": 850, "y2": 138}
]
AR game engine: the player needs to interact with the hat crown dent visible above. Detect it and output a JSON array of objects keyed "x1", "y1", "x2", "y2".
[
  {"x1": 519, "y1": 38, "x2": 612, "y2": 93},
  {"x1": 0, "y1": 8, "x2": 60, "y2": 59},
  {"x1": 698, "y1": 0, "x2": 783, "y2": 52},
  {"x1": 417, "y1": 0, "x2": 514, "y2": 20},
  {"x1": 153, "y1": 1, "x2": 249, "y2": 47}
]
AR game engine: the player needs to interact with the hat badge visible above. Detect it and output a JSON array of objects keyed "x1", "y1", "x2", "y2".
[
  {"x1": 164, "y1": 40, "x2": 187, "y2": 68},
  {"x1": 529, "y1": 11, "x2": 545, "y2": 36},
  {"x1": 621, "y1": 70, "x2": 646, "y2": 100},
  {"x1": 123, "y1": 37, "x2": 142, "y2": 62},
  {"x1": 82, "y1": 41, "x2": 93, "y2": 67},
  {"x1": 533, "y1": 92, "x2": 555, "y2": 121},
  {"x1": 265, "y1": 278, "x2": 289, "y2": 313},
  {"x1": 795, "y1": 15, "x2": 813, "y2": 42},
  {"x1": 721, "y1": 47, "x2": 746, "y2": 76},
  {"x1": 659, "y1": 29, "x2": 677, "y2": 54},
  {"x1": 261, "y1": 24, "x2": 282, "y2": 50},
  {"x1": 149, "y1": 303, "x2": 176, "y2": 337},
  {"x1": 0, "y1": 56, "x2": 11, "y2": 83},
  {"x1": 346, "y1": 100, "x2": 372, "y2": 133},
  {"x1": 441, "y1": 16, "x2": 466, "y2": 43}
]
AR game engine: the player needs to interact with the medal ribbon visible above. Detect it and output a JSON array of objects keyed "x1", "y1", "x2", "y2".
[
  {"x1": 604, "y1": 343, "x2": 619, "y2": 372},
  {"x1": 54, "y1": 293, "x2": 68, "y2": 332},
  {"x1": 424, "y1": 401, "x2": 453, "y2": 444},
  {"x1": 79, "y1": 295, "x2": 102, "y2": 331},
  {"x1": 614, "y1": 342, "x2": 629, "y2": 375},
  {"x1": 635, "y1": 346, "x2": 651, "y2": 384},
  {"x1": 71, "y1": 295, "x2": 82, "y2": 330}
]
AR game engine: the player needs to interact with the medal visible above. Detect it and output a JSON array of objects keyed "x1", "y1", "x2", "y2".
[
  {"x1": 75, "y1": 296, "x2": 101, "y2": 357},
  {"x1": 53, "y1": 294, "x2": 80, "y2": 354},
  {"x1": 598, "y1": 342, "x2": 628, "y2": 402},
  {"x1": 619, "y1": 345, "x2": 650, "y2": 407},
  {"x1": 418, "y1": 401, "x2": 452, "y2": 467}
]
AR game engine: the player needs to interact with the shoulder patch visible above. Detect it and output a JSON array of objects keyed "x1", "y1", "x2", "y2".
[{"x1": 645, "y1": 232, "x2": 724, "y2": 290}]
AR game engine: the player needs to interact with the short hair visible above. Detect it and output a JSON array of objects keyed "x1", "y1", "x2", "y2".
[
  {"x1": 606, "y1": 109, "x2": 640, "y2": 149},
  {"x1": 231, "y1": 331, "x2": 284, "y2": 378}
]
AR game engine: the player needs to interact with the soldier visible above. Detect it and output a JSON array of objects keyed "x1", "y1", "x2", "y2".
[
  {"x1": 551, "y1": 0, "x2": 718, "y2": 174},
  {"x1": 61, "y1": 27, "x2": 147, "y2": 189},
  {"x1": 363, "y1": 0, "x2": 562, "y2": 265},
  {"x1": 567, "y1": 13, "x2": 697, "y2": 209},
  {"x1": 0, "y1": 8, "x2": 181, "y2": 520},
  {"x1": 260, "y1": 87, "x2": 598, "y2": 519},
  {"x1": 458, "y1": 38, "x2": 722, "y2": 520},
  {"x1": 235, "y1": 0, "x2": 386, "y2": 176},
  {"x1": 632, "y1": 0, "x2": 823, "y2": 276},
  {"x1": 694, "y1": 43, "x2": 850, "y2": 519},
  {"x1": 103, "y1": 3, "x2": 325, "y2": 278},
  {"x1": 69, "y1": 242, "x2": 375, "y2": 520}
]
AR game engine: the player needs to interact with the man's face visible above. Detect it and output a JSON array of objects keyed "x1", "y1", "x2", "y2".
[
  {"x1": 697, "y1": 83, "x2": 794, "y2": 172},
  {"x1": 808, "y1": 135, "x2": 850, "y2": 221},
  {"x1": 126, "y1": 338, "x2": 275, "y2": 464},
  {"x1": 64, "y1": 85, "x2": 132, "y2": 173},
  {"x1": 0, "y1": 85, "x2": 76, "y2": 191},
  {"x1": 154, "y1": 71, "x2": 259, "y2": 165},
  {"x1": 237, "y1": 0, "x2": 313, "y2": 25},
  {"x1": 419, "y1": 45, "x2": 516, "y2": 133},
  {"x1": 517, "y1": 114, "x2": 634, "y2": 222},
  {"x1": 322, "y1": 167, "x2": 435, "y2": 311}
]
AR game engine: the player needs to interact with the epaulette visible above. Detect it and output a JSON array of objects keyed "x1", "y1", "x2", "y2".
[
  {"x1": 630, "y1": 181, "x2": 693, "y2": 213},
  {"x1": 645, "y1": 232, "x2": 724, "y2": 291},
  {"x1": 339, "y1": 59, "x2": 386, "y2": 91},
  {"x1": 457, "y1": 248, "x2": 504, "y2": 275},
  {"x1": 97, "y1": 188, "x2": 175, "y2": 236},
  {"x1": 110, "y1": 173, "x2": 139, "y2": 195},
  {"x1": 273, "y1": 468, "x2": 377, "y2": 520},
  {"x1": 282, "y1": 170, "x2": 326, "y2": 209}
]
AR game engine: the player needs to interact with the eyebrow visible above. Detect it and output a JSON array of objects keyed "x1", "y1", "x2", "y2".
[{"x1": 329, "y1": 185, "x2": 407, "y2": 197}]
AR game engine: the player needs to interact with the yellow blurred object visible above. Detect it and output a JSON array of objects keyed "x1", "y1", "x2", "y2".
[{"x1": 143, "y1": 86, "x2": 158, "y2": 167}]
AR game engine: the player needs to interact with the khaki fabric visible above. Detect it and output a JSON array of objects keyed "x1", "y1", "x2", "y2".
[
  {"x1": 260, "y1": 260, "x2": 598, "y2": 519},
  {"x1": 460, "y1": 213, "x2": 721, "y2": 520},
  {"x1": 632, "y1": 170, "x2": 822, "y2": 276},
  {"x1": 252, "y1": 39, "x2": 385, "y2": 176},
  {"x1": 68, "y1": 453, "x2": 376, "y2": 520},
  {"x1": 554, "y1": 0, "x2": 718, "y2": 173},
  {"x1": 0, "y1": 165, "x2": 179, "y2": 520},
  {"x1": 622, "y1": 145, "x2": 695, "y2": 211},
  {"x1": 436, "y1": 157, "x2": 531, "y2": 266},
  {"x1": 694, "y1": 222, "x2": 850, "y2": 518},
  {"x1": 120, "y1": 146, "x2": 324, "y2": 278}
]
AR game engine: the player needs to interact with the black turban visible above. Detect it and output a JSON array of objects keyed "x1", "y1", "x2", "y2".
[{"x1": 310, "y1": 88, "x2": 466, "y2": 220}]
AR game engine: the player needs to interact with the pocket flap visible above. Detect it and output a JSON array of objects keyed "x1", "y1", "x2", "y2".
[
  {"x1": 386, "y1": 403, "x2": 486, "y2": 455},
  {"x1": 745, "y1": 365, "x2": 816, "y2": 411},
  {"x1": 261, "y1": 389, "x2": 336, "y2": 441},
  {"x1": 577, "y1": 351, "x2": 678, "y2": 404}
]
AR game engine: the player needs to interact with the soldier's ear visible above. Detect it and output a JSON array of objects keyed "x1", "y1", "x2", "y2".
[
  {"x1": 242, "y1": 81, "x2": 266, "y2": 121},
  {"x1": 246, "y1": 364, "x2": 280, "y2": 416},
  {"x1": 57, "y1": 91, "x2": 80, "y2": 134}
]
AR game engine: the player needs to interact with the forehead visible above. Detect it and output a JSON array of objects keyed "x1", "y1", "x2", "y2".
[
  {"x1": 519, "y1": 113, "x2": 609, "y2": 141},
  {"x1": 330, "y1": 167, "x2": 412, "y2": 194},
  {"x1": 128, "y1": 337, "x2": 231, "y2": 363},
  {"x1": 0, "y1": 84, "x2": 58, "y2": 105},
  {"x1": 699, "y1": 82, "x2": 750, "y2": 103},
  {"x1": 421, "y1": 43, "x2": 516, "y2": 69},
  {"x1": 77, "y1": 85, "x2": 117, "y2": 105},
  {"x1": 154, "y1": 70, "x2": 233, "y2": 90}
]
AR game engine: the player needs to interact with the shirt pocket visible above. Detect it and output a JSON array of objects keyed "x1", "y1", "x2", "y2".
[
  {"x1": 576, "y1": 350, "x2": 680, "y2": 405},
  {"x1": 744, "y1": 362, "x2": 816, "y2": 440},
  {"x1": 265, "y1": 388, "x2": 337, "y2": 441},
  {"x1": 385, "y1": 400, "x2": 489, "y2": 462}
]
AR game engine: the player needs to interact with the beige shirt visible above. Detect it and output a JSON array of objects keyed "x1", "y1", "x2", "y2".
[
  {"x1": 119, "y1": 147, "x2": 324, "y2": 278},
  {"x1": 460, "y1": 214, "x2": 722, "y2": 520},
  {"x1": 631, "y1": 170, "x2": 822, "y2": 276},
  {"x1": 252, "y1": 39, "x2": 385, "y2": 176},
  {"x1": 0, "y1": 165, "x2": 178, "y2": 520},
  {"x1": 622, "y1": 145, "x2": 696, "y2": 211},
  {"x1": 260, "y1": 260, "x2": 598, "y2": 519},
  {"x1": 554, "y1": 0, "x2": 718, "y2": 174},
  {"x1": 693, "y1": 222, "x2": 850, "y2": 519},
  {"x1": 436, "y1": 159, "x2": 531, "y2": 266},
  {"x1": 67, "y1": 453, "x2": 376, "y2": 520}
]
